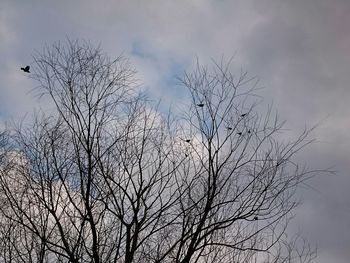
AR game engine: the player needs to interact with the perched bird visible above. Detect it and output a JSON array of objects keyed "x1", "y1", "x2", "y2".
[
  {"x1": 240, "y1": 113, "x2": 247, "y2": 117},
  {"x1": 185, "y1": 139, "x2": 191, "y2": 143},
  {"x1": 20, "y1": 66, "x2": 30, "y2": 73},
  {"x1": 197, "y1": 103, "x2": 204, "y2": 107},
  {"x1": 227, "y1": 127, "x2": 233, "y2": 130},
  {"x1": 248, "y1": 130, "x2": 251, "y2": 134},
  {"x1": 237, "y1": 132, "x2": 242, "y2": 136},
  {"x1": 254, "y1": 216, "x2": 258, "y2": 220}
]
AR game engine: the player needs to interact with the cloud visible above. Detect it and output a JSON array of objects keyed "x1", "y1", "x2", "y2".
[{"x1": 1, "y1": 0, "x2": 350, "y2": 261}]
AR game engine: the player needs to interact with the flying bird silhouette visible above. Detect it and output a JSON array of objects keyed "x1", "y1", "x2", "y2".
[
  {"x1": 197, "y1": 103, "x2": 204, "y2": 107},
  {"x1": 20, "y1": 66, "x2": 30, "y2": 73}
]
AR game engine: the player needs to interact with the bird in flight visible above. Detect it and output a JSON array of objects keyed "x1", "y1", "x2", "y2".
[
  {"x1": 197, "y1": 103, "x2": 204, "y2": 107},
  {"x1": 21, "y1": 66, "x2": 30, "y2": 73}
]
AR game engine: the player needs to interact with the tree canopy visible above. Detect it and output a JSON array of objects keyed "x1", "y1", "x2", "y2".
[{"x1": 0, "y1": 40, "x2": 318, "y2": 263}]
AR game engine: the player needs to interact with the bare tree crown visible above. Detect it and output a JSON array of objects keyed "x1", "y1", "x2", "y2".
[{"x1": 0, "y1": 41, "x2": 318, "y2": 263}]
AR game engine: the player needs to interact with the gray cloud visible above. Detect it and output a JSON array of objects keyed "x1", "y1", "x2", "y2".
[{"x1": 1, "y1": 0, "x2": 349, "y2": 261}]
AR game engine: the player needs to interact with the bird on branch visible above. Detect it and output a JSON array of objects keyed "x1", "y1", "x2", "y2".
[{"x1": 197, "y1": 103, "x2": 204, "y2": 107}]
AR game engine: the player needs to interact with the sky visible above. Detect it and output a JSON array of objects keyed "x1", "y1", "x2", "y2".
[{"x1": 1, "y1": 0, "x2": 350, "y2": 262}]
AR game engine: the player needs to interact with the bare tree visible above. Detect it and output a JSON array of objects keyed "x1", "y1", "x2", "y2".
[{"x1": 0, "y1": 41, "x2": 319, "y2": 263}]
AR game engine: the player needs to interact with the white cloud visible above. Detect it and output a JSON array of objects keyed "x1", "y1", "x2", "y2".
[{"x1": 1, "y1": 0, "x2": 350, "y2": 261}]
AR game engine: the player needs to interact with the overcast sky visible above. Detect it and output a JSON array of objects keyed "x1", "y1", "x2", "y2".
[{"x1": 1, "y1": 1, "x2": 350, "y2": 262}]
